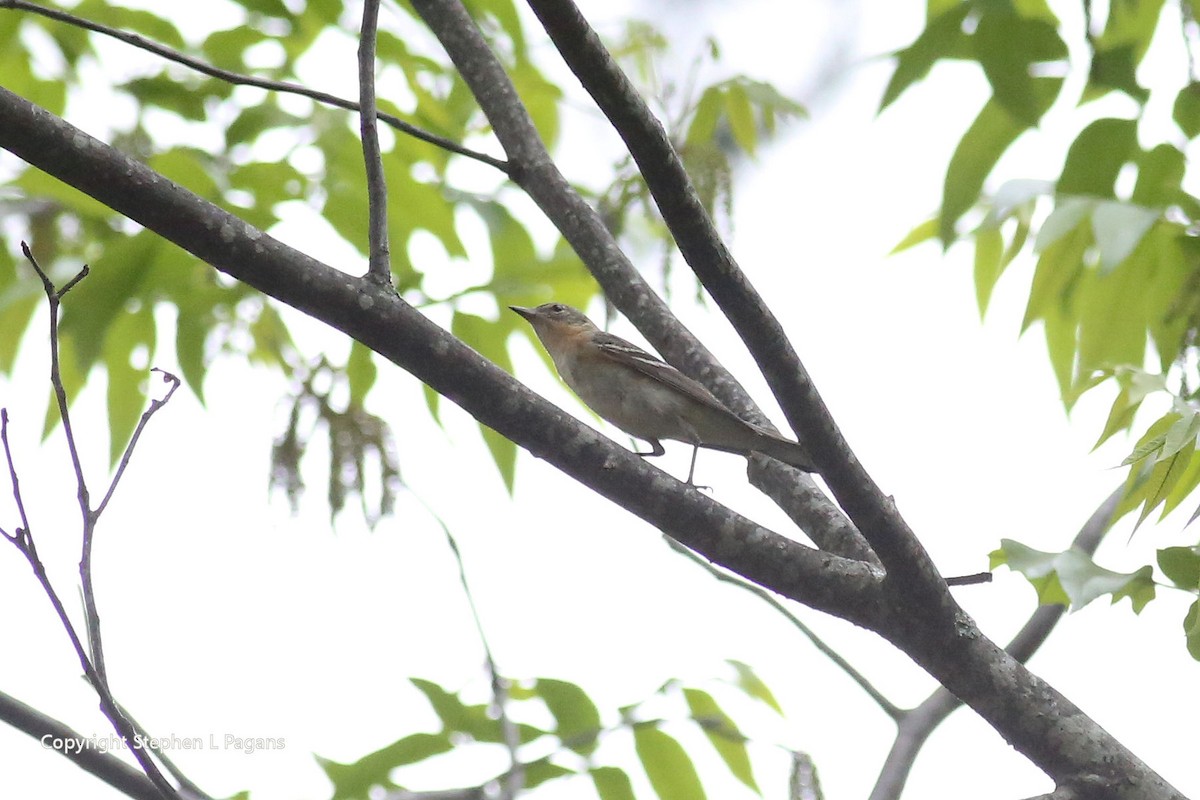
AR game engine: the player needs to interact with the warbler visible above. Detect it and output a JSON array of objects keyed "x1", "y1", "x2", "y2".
[{"x1": 511, "y1": 303, "x2": 815, "y2": 483}]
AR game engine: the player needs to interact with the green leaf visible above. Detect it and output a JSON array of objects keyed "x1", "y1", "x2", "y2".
[
  {"x1": 973, "y1": 225, "x2": 1004, "y2": 317},
  {"x1": 723, "y1": 83, "x2": 758, "y2": 156},
  {"x1": 973, "y1": 11, "x2": 1066, "y2": 126},
  {"x1": 880, "y1": 4, "x2": 971, "y2": 111},
  {"x1": 104, "y1": 302, "x2": 156, "y2": 466},
  {"x1": 1172, "y1": 82, "x2": 1200, "y2": 138},
  {"x1": 1054, "y1": 551, "x2": 1154, "y2": 611},
  {"x1": 74, "y1": 0, "x2": 186, "y2": 48},
  {"x1": 633, "y1": 725, "x2": 706, "y2": 800},
  {"x1": 537, "y1": 678, "x2": 601, "y2": 755},
  {"x1": 524, "y1": 760, "x2": 574, "y2": 789},
  {"x1": 317, "y1": 732, "x2": 453, "y2": 800},
  {"x1": 591, "y1": 766, "x2": 636, "y2": 800},
  {"x1": 683, "y1": 688, "x2": 758, "y2": 793},
  {"x1": 1184, "y1": 600, "x2": 1200, "y2": 660},
  {"x1": 346, "y1": 341, "x2": 378, "y2": 407},
  {"x1": 1090, "y1": 202, "x2": 1158, "y2": 272},
  {"x1": 1033, "y1": 196, "x2": 1094, "y2": 253},
  {"x1": 1134, "y1": 439, "x2": 1195, "y2": 532},
  {"x1": 686, "y1": 87, "x2": 724, "y2": 146},
  {"x1": 1158, "y1": 546, "x2": 1200, "y2": 589},
  {"x1": 1023, "y1": 213, "x2": 1089, "y2": 332},
  {"x1": 452, "y1": 312, "x2": 517, "y2": 492},
  {"x1": 1057, "y1": 118, "x2": 1138, "y2": 198},
  {"x1": 726, "y1": 659, "x2": 782, "y2": 714},
  {"x1": 990, "y1": 539, "x2": 1070, "y2": 606},
  {"x1": 1132, "y1": 144, "x2": 1186, "y2": 207},
  {"x1": 123, "y1": 75, "x2": 210, "y2": 121},
  {"x1": 409, "y1": 678, "x2": 498, "y2": 740},
  {"x1": 1094, "y1": 0, "x2": 1166, "y2": 68},
  {"x1": 890, "y1": 217, "x2": 939, "y2": 255},
  {"x1": 1087, "y1": 46, "x2": 1148, "y2": 104},
  {"x1": 940, "y1": 86, "x2": 1056, "y2": 243}
]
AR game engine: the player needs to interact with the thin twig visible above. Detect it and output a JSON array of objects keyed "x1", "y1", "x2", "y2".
[
  {"x1": 4, "y1": 243, "x2": 183, "y2": 799},
  {"x1": 420, "y1": 499, "x2": 525, "y2": 799},
  {"x1": 0, "y1": 409, "x2": 32, "y2": 548},
  {"x1": 94, "y1": 369, "x2": 180, "y2": 517},
  {"x1": 0, "y1": 0, "x2": 508, "y2": 172},
  {"x1": 662, "y1": 536, "x2": 902, "y2": 720},
  {"x1": 358, "y1": 0, "x2": 392, "y2": 286}
]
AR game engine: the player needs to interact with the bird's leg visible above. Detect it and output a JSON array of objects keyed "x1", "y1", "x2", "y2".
[{"x1": 685, "y1": 443, "x2": 700, "y2": 485}]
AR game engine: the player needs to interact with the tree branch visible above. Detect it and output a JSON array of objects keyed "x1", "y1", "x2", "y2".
[
  {"x1": 0, "y1": 42, "x2": 1184, "y2": 800},
  {"x1": 523, "y1": 0, "x2": 935, "y2": 592},
  {"x1": 357, "y1": 0, "x2": 392, "y2": 286},
  {"x1": 0, "y1": 0, "x2": 507, "y2": 172},
  {"x1": 868, "y1": 486, "x2": 1125, "y2": 800},
  {"x1": 0, "y1": 82, "x2": 882, "y2": 623},
  {"x1": 0, "y1": 689, "x2": 163, "y2": 800}
]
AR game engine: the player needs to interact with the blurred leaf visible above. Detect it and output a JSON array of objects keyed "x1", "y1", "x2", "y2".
[
  {"x1": 890, "y1": 217, "x2": 939, "y2": 255},
  {"x1": 973, "y1": 225, "x2": 1004, "y2": 317},
  {"x1": 1089, "y1": 203, "x2": 1158, "y2": 273},
  {"x1": 74, "y1": 0, "x2": 186, "y2": 48},
  {"x1": 317, "y1": 732, "x2": 453, "y2": 800},
  {"x1": 726, "y1": 659, "x2": 782, "y2": 714},
  {"x1": 633, "y1": 724, "x2": 706, "y2": 800},
  {"x1": 683, "y1": 688, "x2": 758, "y2": 793},
  {"x1": 524, "y1": 760, "x2": 575, "y2": 789},
  {"x1": 1087, "y1": 46, "x2": 1148, "y2": 104},
  {"x1": 346, "y1": 340, "x2": 378, "y2": 407},
  {"x1": 941, "y1": 82, "x2": 1060, "y2": 243},
  {"x1": 537, "y1": 678, "x2": 601, "y2": 755},
  {"x1": 973, "y1": 10, "x2": 1066, "y2": 126},
  {"x1": 1173, "y1": 82, "x2": 1200, "y2": 138},
  {"x1": 1158, "y1": 546, "x2": 1200, "y2": 589},
  {"x1": 989, "y1": 540, "x2": 1070, "y2": 606},
  {"x1": 1184, "y1": 600, "x2": 1200, "y2": 660},
  {"x1": 723, "y1": 83, "x2": 758, "y2": 156},
  {"x1": 452, "y1": 312, "x2": 517, "y2": 492},
  {"x1": 591, "y1": 766, "x2": 637, "y2": 800},
  {"x1": 880, "y1": 3, "x2": 971, "y2": 111},
  {"x1": 104, "y1": 302, "x2": 156, "y2": 466},
  {"x1": 1058, "y1": 118, "x2": 1138, "y2": 199}
]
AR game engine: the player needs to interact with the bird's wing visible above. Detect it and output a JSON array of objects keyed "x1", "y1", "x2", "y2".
[{"x1": 592, "y1": 332, "x2": 736, "y2": 415}]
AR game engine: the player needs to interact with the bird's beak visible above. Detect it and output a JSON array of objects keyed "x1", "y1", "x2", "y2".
[{"x1": 509, "y1": 305, "x2": 536, "y2": 321}]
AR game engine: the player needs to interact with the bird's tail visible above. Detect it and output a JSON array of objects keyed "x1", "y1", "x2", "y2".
[{"x1": 750, "y1": 430, "x2": 817, "y2": 473}]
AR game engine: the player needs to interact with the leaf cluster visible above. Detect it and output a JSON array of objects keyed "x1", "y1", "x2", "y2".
[
  {"x1": 315, "y1": 663, "x2": 788, "y2": 800},
  {"x1": 888, "y1": 0, "x2": 1200, "y2": 655}
]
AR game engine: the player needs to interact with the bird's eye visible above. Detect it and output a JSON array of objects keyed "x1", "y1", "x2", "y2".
[{"x1": 548, "y1": 303, "x2": 565, "y2": 314}]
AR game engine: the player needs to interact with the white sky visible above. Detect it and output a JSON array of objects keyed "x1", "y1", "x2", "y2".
[{"x1": 0, "y1": 1, "x2": 1196, "y2": 799}]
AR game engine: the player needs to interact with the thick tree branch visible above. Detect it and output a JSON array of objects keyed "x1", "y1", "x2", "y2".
[
  {"x1": 0, "y1": 35, "x2": 1184, "y2": 800},
  {"x1": 0, "y1": 84, "x2": 881, "y2": 625},
  {"x1": 0, "y1": 690, "x2": 163, "y2": 800},
  {"x1": 523, "y1": 0, "x2": 936, "y2": 595},
  {"x1": 868, "y1": 486, "x2": 1125, "y2": 800},
  {"x1": 406, "y1": 0, "x2": 869, "y2": 572}
]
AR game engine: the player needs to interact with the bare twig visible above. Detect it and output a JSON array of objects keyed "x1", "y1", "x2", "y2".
[
  {"x1": 2, "y1": 243, "x2": 185, "y2": 799},
  {"x1": 0, "y1": 0, "x2": 507, "y2": 172},
  {"x1": 96, "y1": 369, "x2": 180, "y2": 516},
  {"x1": 358, "y1": 0, "x2": 392, "y2": 286}
]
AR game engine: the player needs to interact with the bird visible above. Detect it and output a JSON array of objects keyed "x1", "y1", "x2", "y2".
[{"x1": 511, "y1": 302, "x2": 815, "y2": 483}]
